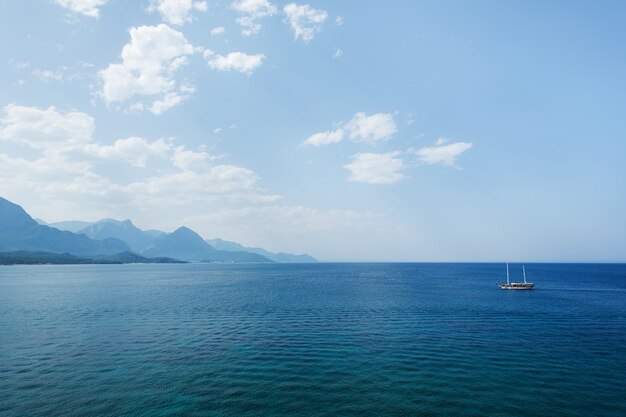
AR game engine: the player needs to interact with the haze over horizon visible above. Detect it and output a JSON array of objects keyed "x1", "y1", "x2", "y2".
[{"x1": 1, "y1": 1, "x2": 625, "y2": 262}]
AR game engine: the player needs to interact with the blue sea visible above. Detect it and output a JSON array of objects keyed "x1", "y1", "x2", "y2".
[{"x1": 1, "y1": 263, "x2": 625, "y2": 416}]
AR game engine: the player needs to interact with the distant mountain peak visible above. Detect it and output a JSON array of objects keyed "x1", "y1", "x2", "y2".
[
  {"x1": 76, "y1": 217, "x2": 157, "y2": 253},
  {"x1": 206, "y1": 237, "x2": 317, "y2": 263},
  {"x1": 2, "y1": 196, "x2": 311, "y2": 264},
  {"x1": 171, "y1": 226, "x2": 202, "y2": 239},
  {"x1": 0, "y1": 196, "x2": 129, "y2": 256},
  {"x1": 97, "y1": 218, "x2": 134, "y2": 226},
  {"x1": 0, "y1": 196, "x2": 38, "y2": 230}
]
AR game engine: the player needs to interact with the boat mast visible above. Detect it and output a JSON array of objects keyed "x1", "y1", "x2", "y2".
[
  {"x1": 507, "y1": 263, "x2": 510, "y2": 285},
  {"x1": 523, "y1": 265, "x2": 527, "y2": 284}
]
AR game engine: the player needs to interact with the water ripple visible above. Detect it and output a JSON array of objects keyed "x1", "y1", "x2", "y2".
[{"x1": 0, "y1": 263, "x2": 625, "y2": 417}]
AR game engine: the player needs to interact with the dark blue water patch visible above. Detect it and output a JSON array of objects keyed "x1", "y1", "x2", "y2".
[{"x1": 0, "y1": 263, "x2": 625, "y2": 416}]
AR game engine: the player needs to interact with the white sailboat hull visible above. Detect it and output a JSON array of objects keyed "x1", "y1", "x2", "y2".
[{"x1": 497, "y1": 283, "x2": 534, "y2": 290}]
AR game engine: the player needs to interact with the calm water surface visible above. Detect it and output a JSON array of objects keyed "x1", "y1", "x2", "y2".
[{"x1": 1, "y1": 263, "x2": 625, "y2": 416}]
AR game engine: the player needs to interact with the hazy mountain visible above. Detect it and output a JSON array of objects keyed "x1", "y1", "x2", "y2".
[
  {"x1": 48, "y1": 220, "x2": 96, "y2": 233},
  {"x1": 0, "y1": 250, "x2": 120, "y2": 265},
  {"x1": 78, "y1": 219, "x2": 159, "y2": 253},
  {"x1": 0, "y1": 250, "x2": 185, "y2": 265},
  {"x1": 0, "y1": 197, "x2": 129, "y2": 256},
  {"x1": 268, "y1": 252, "x2": 318, "y2": 263},
  {"x1": 3, "y1": 197, "x2": 307, "y2": 263},
  {"x1": 206, "y1": 238, "x2": 317, "y2": 263},
  {"x1": 144, "y1": 229, "x2": 165, "y2": 238},
  {"x1": 143, "y1": 227, "x2": 272, "y2": 262},
  {"x1": 95, "y1": 251, "x2": 185, "y2": 264}
]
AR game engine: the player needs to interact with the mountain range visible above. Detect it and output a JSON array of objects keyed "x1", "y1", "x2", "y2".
[
  {"x1": 0, "y1": 197, "x2": 129, "y2": 256},
  {"x1": 206, "y1": 238, "x2": 317, "y2": 263},
  {"x1": 1, "y1": 196, "x2": 316, "y2": 263}
]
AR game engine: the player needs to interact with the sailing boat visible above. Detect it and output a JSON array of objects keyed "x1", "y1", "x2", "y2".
[{"x1": 497, "y1": 263, "x2": 534, "y2": 290}]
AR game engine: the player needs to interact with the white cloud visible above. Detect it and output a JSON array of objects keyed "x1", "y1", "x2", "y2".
[
  {"x1": 0, "y1": 104, "x2": 272, "y2": 217},
  {"x1": 302, "y1": 112, "x2": 397, "y2": 147},
  {"x1": 211, "y1": 26, "x2": 225, "y2": 36},
  {"x1": 53, "y1": 0, "x2": 108, "y2": 18},
  {"x1": 303, "y1": 128, "x2": 344, "y2": 147},
  {"x1": 0, "y1": 104, "x2": 417, "y2": 259},
  {"x1": 148, "y1": 85, "x2": 195, "y2": 115},
  {"x1": 335, "y1": 16, "x2": 344, "y2": 26},
  {"x1": 126, "y1": 165, "x2": 260, "y2": 198},
  {"x1": 231, "y1": 0, "x2": 277, "y2": 36},
  {"x1": 0, "y1": 104, "x2": 94, "y2": 150},
  {"x1": 84, "y1": 137, "x2": 171, "y2": 167},
  {"x1": 411, "y1": 139, "x2": 473, "y2": 166},
  {"x1": 346, "y1": 112, "x2": 397, "y2": 144},
  {"x1": 0, "y1": 104, "x2": 418, "y2": 260},
  {"x1": 98, "y1": 24, "x2": 195, "y2": 114},
  {"x1": 204, "y1": 50, "x2": 265, "y2": 74},
  {"x1": 283, "y1": 3, "x2": 328, "y2": 42},
  {"x1": 148, "y1": 0, "x2": 208, "y2": 26},
  {"x1": 171, "y1": 146, "x2": 219, "y2": 171},
  {"x1": 333, "y1": 48, "x2": 343, "y2": 59},
  {"x1": 344, "y1": 151, "x2": 407, "y2": 184}
]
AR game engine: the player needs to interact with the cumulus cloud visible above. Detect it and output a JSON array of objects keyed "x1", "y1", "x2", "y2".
[
  {"x1": 53, "y1": 0, "x2": 108, "y2": 18},
  {"x1": 344, "y1": 152, "x2": 407, "y2": 184},
  {"x1": 84, "y1": 137, "x2": 171, "y2": 167},
  {"x1": 0, "y1": 104, "x2": 273, "y2": 219},
  {"x1": 411, "y1": 138, "x2": 473, "y2": 166},
  {"x1": 283, "y1": 3, "x2": 328, "y2": 42},
  {"x1": 148, "y1": 0, "x2": 208, "y2": 26},
  {"x1": 171, "y1": 146, "x2": 219, "y2": 171},
  {"x1": 303, "y1": 128, "x2": 344, "y2": 147},
  {"x1": 204, "y1": 50, "x2": 265, "y2": 74},
  {"x1": 231, "y1": 0, "x2": 277, "y2": 36},
  {"x1": 302, "y1": 112, "x2": 397, "y2": 146},
  {"x1": 125, "y1": 165, "x2": 260, "y2": 198},
  {"x1": 0, "y1": 104, "x2": 410, "y2": 259},
  {"x1": 346, "y1": 112, "x2": 397, "y2": 144},
  {"x1": 98, "y1": 24, "x2": 195, "y2": 114},
  {"x1": 0, "y1": 104, "x2": 94, "y2": 150}
]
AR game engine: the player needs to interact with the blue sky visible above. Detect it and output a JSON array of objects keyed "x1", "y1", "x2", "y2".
[{"x1": 1, "y1": 0, "x2": 625, "y2": 261}]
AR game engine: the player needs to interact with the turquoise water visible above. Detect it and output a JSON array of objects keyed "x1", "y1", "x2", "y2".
[{"x1": 1, "y1": 263, "x2": 625, "y2": 416}]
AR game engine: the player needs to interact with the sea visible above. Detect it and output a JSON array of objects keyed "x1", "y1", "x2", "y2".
[{"x1": 0, "y1": 263, "x2": 625, "y2": 416}]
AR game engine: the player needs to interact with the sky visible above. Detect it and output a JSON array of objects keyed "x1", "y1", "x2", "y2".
[{"x1": 1, "y1": 0, "x2": 625, "y2": 262}]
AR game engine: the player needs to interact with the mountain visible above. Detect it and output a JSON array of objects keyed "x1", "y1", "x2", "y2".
[
  {"x1": 0, "y1": 197, "x2": 129, "y2": 256},
  {"x1": 77, "y1": 219, "x2": 159, "y2": 253},
  {"x1": 206, "y1": 238, "x2": 317, "y2": 263},
  {"x1": 143, "y1": 227, "x2": 272, "y2": 262},
  {"x1": 48, "y1": 220, "x2": 96, "y2": 233},
  {"x1": 0, "y1": 250, "x2": 120, "y2": 265},
  {"x1": 4, "y1": 197, "x2": 310, "y2": 263},
  {"x1": 95, "y1": 251, "x2": 185, "y2": 264},
  {"x1": 0, "y1": 250, "x2": 185, "y2": 265}
]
